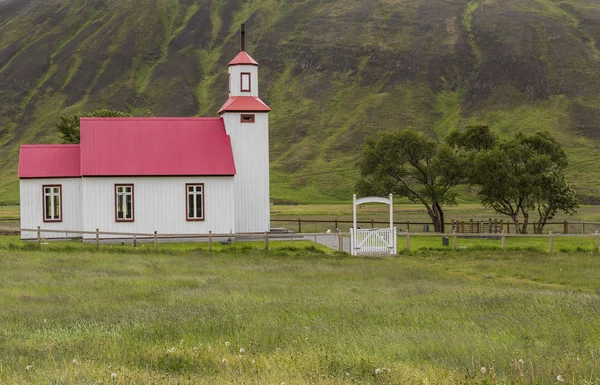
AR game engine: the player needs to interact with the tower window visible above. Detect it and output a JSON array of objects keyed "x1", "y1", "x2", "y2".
[
  {"x1": 241, "y1": 114, "x2": 255, "y2": 123},
  {"x1": 241, "y1": 72, "x2": 251, "y2": 92}
]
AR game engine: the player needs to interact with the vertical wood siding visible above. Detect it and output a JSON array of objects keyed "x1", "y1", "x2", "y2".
[
  {"x1": 222, "y1": 112, "x2": 270, "y2": 233},
  {"x1": 228, "y1": 66, "x2": 259, "y2": 97},
  {"x1": 81, "y1": 176, "x2": 235, "y2": 238},
  {"x1": 20, "y1": 178, "x2": 82, "y2": 239}
]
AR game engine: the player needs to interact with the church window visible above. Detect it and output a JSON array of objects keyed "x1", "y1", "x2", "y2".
[
  {"x1": 43, "y1": 185, "x2": 62, "y2": 222},
  {"x1": 115, "y1": 184, "x2": 134, "y2": 222},
  {"x1": 241, "y1": 114, "x2": 255, "y2": 123},
  {"x1": 186, "y1": 184, "x2": 204, "y2": 221},
  {"x1": 241, "y1": 72, "x2": 251, "y2": 92}
]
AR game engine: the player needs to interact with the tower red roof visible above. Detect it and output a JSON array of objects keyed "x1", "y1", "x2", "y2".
[
  {"x1": 228, "y1": 51, "x2": 258, "y2": 66},
  {"x1": 218, "y1": 96, "x2": 271, "y2": 114}
]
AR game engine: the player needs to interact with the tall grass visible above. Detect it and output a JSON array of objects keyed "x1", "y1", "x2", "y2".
[{"x1": 0, "y1": 245, "x2": 599, "y2": 383}]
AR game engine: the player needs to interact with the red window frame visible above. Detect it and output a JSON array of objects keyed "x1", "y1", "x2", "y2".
[
  {"x1": 240, "y1": 114, "x2": 255, "y2": 123},
  {"x1": 186, "y1": 183, "x2": 205, "y2": 221},
  {"x1": 114, "y1": 184, "x2": 135, "y2": 222},
  {"x1": 42, "y1": 184, "x2": 62, "y2": 222},
  {"x1": 240, "y1": 72, "x2": 251, "y2": 92}
]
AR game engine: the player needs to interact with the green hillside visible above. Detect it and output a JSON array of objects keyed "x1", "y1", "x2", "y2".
[{"x1": 0, "y1": 0, "x2": 599, "y2": 204}]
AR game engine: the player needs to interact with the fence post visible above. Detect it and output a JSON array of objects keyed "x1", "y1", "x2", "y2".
[
  {"x1": 37, "y1": 226, "x2": 41, "y2": 247},
  {"x1": 582, "y1": 222, "x2": 585, "y2": 234},
  {"x1": 549, "y1": 231, "x2": 553, "y2": 253},
  {"x1": 596, "y1": 230, "x2": 599, "y2": 252},
  {"x1": 501, "y1": 230, "x2": 505, "y2": 250},
  {"x1": 338, "y1": 231, "x2": 343, "y2": 252},
  {"x1": 209, "y1": 231, "x2": 212, "y2": 251},
  {"x1": 335, "y1": 219, "x2": 338, "y2": 231},
  {"x1": 350, "y1": 228, "x2": 354, "y2": 256},
  {"x1": 95, "y1": 228, "x2": 99, "y2": 250},
  {"x1": 264, "y1": 231, "x2": 269, "y2": 251},
  {"x1": 405, "y1": 230, "x2": 410, "y2": 252},
  {"x1": 133, "y1": 235, "x2": 137, "y2": 247},
  {"x1": 453, "y1": 230, "x2": 457, "y2": 250},
  {"x1": 154, "y1": 231, "x2": 157, "y2": 251},
  {"x1": 460, "y1": 221, "x2": 464, "y2": 233},
  {"x1": 371, "y1": 219, "x2": 374, "y2": 228},
  {"x1": 488, "y1": 218, "x2": 492, "y2": 234},
  {"x1": 406, "y1": 221, "x2": 409, "y2": 231},
  {"x1": 393, "y1": 227, "x2": 397, "y2": 254},
  {"x1": 500, "y1": 220, "x2": 503, "y2": 234},
  {"x1": 298, "y1": 219, "x2": 301, "y2": 233},
  {"x1": 470, "y1": 219, "x2": 474, "y2": 233},
  {"x1": 564, "y1": 220, "x2": 568, "y2": 234},
  {"x1": 477, "y1": 221, "x2": 481, "y2": 234}
]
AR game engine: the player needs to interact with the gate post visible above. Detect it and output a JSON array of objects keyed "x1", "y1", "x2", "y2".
[
  {"x1": 405, "y1": 230, "x2": 410, "y2": 252},
  {"x1": 393, "y1": 227, "x2": 397, "y2": 254},
  {"x1": 350, "y1": 228, "x2": 355, "y2": 256}
]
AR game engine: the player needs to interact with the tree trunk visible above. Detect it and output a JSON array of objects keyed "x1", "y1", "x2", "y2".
[
  {"x1": 520, "y1": 212, "x2": 529, "y2": 234},
  {"x1": 428, "y1": 203, "x2": 445, "y2": 233},
  {"x1": 512, "y1": 216, "x2": 521, "y2": 234}
]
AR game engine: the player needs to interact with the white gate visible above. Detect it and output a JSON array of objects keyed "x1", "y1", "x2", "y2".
[{"x1": 350, "y1": 194, "x2": 397, "y2": 256}]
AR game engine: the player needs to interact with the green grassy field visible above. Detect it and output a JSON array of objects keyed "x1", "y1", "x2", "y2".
[{"x1": 1, "y1": 239, "x2": 599, "y2": 384}]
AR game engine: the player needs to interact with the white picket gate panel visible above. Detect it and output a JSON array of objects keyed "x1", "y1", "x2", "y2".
[
  {"x1": 351, "y1": 227, "x2": 397, "y2": 255},
  {"x1": 351, "y1": 193, "x2": 397, "y2": 256}
]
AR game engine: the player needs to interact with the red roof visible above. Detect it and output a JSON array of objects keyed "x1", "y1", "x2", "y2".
[
  {"x1": 218, "y1": 96, "x2": 271, "y2": 114},
  {"x1": 19, "y1": 145, "x2": 81, "y2": 178},
  {"x1": 228, "y1": 51, "x2": 258, "y2": 66},
  {"x1": 80, "y1": 118, "x2": 236, "y2": 176}
]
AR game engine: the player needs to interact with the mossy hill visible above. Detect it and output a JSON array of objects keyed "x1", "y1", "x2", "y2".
[{"x1": 0, "y1": 0, "x2": 599, "y2": 204}]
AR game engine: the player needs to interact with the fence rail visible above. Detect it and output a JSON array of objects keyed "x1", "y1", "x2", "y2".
[
  {"x1": 271, "y1": 218, "x2": 600, "y2": 234},
  {"x1": 4, "y1": 226, "x2": 345, "y2": 252}
]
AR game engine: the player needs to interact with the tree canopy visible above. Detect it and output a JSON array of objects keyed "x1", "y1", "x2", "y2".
[
  {"x1": 357, "y1": 129, "x2": 463, "y2": 232},
  {"x1": 450, "y1": 128, "x2": 577, "y2": 233},
  {"x1": 358, "y1": 126, "x2": 577, "y2": 234},
  {"x1": 56, "y1": 109, "x2": 130, "y2": 144}
]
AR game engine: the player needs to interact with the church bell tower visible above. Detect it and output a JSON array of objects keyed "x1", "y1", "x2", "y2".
[{"x1": 218, "y1": 24, "x2": 271, "y2": 233}]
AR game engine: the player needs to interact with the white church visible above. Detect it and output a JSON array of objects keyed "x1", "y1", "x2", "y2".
[{"x1": 18, "y1": 32, "x2": 270, "y2": 239}]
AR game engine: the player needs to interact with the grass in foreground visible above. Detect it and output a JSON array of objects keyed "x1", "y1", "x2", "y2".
[{"x1": 0, "y1": 245, "x2": 600, "y2": 384}]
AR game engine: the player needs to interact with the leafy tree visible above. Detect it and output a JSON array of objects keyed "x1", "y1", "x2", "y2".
[
  {"x1": 56, "y1": 109, "x2": 129, "y2": 144},
  {"x1": 461, "y1": 131, "x2": 577, "y2": 233},
  {"x1": 357, "y1": 129, "x2": 463, "y2": 233}
]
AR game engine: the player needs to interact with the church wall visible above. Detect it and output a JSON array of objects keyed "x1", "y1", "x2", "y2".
[
  {"x1": 81, "y1": 176, "x2": 235, "y2": 238},
  {"x1": 222, "y1": 112, "x2": 270, "y2": 233},
  {"x1": 20, "y1": 178, "x2": 83, "y2": 239}
]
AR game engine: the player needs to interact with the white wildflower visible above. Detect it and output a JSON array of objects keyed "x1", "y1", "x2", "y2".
[
  {"x1": 111, "y1": 373, "x2": 117, "y2": 380},
  {"x1": 72, "y1": 359, "x2": 78, "y2": 364},
  {"x1": 239, "y1": 348, "x2": 245, "y2": 354},
  {"x1": 167, "y1": 347, "x2": 176, "y2": 354},
  {"x1": 225, "y1": 341, "x2": 230, "y2": 347},
  {"x1": 375, "y1": 368, "x2": 381, "y2": 374},
  {"x1": 557, "y1": 375, "x2": 565, "y2": 382},
  {"x1": 281, "y1": 382, "x2": 286, "y2": 385},
  {"x1": 518, "y1": 359, "x2": 524, "y2": 364},
  {"x1": 480, "y1": 367, "x2": 486, "y2": 374},
  {"x1": 26, "y1": 365, "x2": 32, "y2": 372},
  {"x1": 221, "y1": 358, "x2": 228, "y2": 363}
]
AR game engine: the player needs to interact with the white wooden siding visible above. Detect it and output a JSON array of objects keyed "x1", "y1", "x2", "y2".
[
  {"x1": 81, "y1": 176, "x2": 235, "y2": 238},
  {"x1": 20, "y1": 178, "x2": 82, "y2": 239},
  {"x1": 228, "y1": 65, "x2": 258, "y2": 97},
  {"x1": 222, "y1": 112, "x2": 270, "y2": 233}
]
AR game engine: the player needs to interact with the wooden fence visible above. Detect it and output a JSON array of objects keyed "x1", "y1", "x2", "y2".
[
  {"x1": 6, "y1": 226, "x2": 345, "y2": 252},
  {"x1": 400, "y1": 230, "x2": 600, "y2": 253},
  {"x1": 271, "y1": 218, "x2": 600, "y2": 234}
]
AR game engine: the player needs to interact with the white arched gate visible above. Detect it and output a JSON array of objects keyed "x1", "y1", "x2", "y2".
[{"x1": 350, "y1": 194, "x2": 397, "y2": 256}]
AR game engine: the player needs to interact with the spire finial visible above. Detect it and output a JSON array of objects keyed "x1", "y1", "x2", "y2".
[{"x1": 241, "y1": 23, "x2": 245, "y2": 51}]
